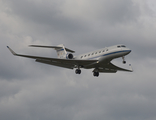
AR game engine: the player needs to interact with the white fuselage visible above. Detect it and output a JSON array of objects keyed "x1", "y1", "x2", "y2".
[{"x1": 75, "y1": 44, "x2": 131, "y2": 63}]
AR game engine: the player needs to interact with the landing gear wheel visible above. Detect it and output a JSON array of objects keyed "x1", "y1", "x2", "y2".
[
  {"x1": 123, "y1": 61, "x2": 126, "y2": 64},
  {"x1": 75, "y1": 69, "x2": 81, "y2": 74},
  {"x1": 93, "y1": 72, "x2": 99, "y2": 77}
]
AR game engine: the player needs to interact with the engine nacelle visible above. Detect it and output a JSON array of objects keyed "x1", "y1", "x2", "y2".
[{"x1": 67, "y1": 53, "x2": 73, "y2": 59}]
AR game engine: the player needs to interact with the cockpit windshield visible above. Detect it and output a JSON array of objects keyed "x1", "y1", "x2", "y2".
[
  {"x1": 117, "y1": 45, "x2": 126, "y2": 48},
  {"x1": 121, "y1": 45, "x2": 126, "y2": 47}
]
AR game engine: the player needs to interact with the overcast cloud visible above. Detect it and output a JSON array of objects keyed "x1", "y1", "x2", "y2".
[{"x1": 1, "y1": 0, "x2": 156, "y2": 120}]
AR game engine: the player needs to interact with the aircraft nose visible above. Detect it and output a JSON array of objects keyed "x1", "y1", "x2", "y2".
[{"x1": 127, "y1": 49, "x2": 131, "y2": 54}]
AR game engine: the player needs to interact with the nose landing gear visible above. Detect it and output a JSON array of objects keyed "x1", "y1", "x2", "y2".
[{"x1": 122, "y1": 56, "x2": 126, "y2": 64}]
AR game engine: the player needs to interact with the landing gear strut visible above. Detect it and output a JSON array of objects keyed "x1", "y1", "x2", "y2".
[{"x1": 122, "y1": 56, "x2": 126, "y2": 64}]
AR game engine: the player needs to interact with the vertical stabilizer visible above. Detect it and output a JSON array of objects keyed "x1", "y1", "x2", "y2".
[{"x1": 55, "y1": 44, "x2": 67, "y2": 58}]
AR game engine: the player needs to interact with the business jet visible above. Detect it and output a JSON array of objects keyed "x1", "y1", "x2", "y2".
[{"x1": 7, "y1": 44, "x2": 133, "y2": 77}]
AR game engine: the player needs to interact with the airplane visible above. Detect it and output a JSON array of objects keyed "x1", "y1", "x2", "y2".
[{"x1": 7, "y1": 44, "x2": 133, "y2": 77}]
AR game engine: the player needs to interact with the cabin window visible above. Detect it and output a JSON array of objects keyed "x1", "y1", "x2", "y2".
[
  {"x1": 88, "y1": 54, "x2": 90, "y2": 56},
  {"x1": 117, "y1": 46, "x2": 120, "y2": 48},
  {"x1": 99, "y1": 51, "x2": 101, "y2": 53},
  {"x1": 95, "y1": 52, "x2": 97, "y2": 54},
  {"x1": 103, "y1": 50, "x2": 105, "y2": 52},
  {"x1": 92, "y1": 53, "x2": 94, "y2": 55},
  {"x1": 81, "y1": 56, "x2": 83, "y2": 58},
  {"x1": 84, "y1": 55, "x2": 86, "y2": 57}
]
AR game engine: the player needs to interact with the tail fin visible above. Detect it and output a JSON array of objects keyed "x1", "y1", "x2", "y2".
[{"x1": 55, "y1": 44, "x2": 67, "y2": 58}]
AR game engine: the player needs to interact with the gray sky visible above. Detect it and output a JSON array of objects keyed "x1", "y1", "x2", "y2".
[{"x1": 1, "y1": 0, "x2": 156, "y2": 120}]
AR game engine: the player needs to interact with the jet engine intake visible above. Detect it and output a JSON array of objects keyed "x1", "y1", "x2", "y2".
[{"x1": 67, "y1": 53, "x2": 73, "y2": 59}]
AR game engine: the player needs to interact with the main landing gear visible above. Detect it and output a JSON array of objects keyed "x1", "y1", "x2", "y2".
[
  {"x1": 93, "y1": 69, "x2": 99, "y2": 77},
  {"x1": 75, "y1": 68, "x2": 99, "y2": 77},
  {"x1": 75, "y1": 69, "x2": 81, "y2": 74},
  {"x1": 93, "y1": 71, "x2": 99, "y2": 77},
  {"x1": 122, "y1": 56, "x2": 126, "y2": 64}
]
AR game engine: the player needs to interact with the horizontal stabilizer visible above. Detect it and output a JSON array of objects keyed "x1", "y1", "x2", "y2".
[{"x1": 29, "y1": 45, "x2": 75, "y2": 53}]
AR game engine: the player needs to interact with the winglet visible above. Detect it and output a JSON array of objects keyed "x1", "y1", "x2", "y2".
[
  {"x1": 7, "y1": 46, "x2": 17, "y2": 55},
  {"x1": 129, "y1": 64, "x2": 133, "y2": 72}
]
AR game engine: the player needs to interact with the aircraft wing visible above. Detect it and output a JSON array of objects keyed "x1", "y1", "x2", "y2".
[
  {"x1": 7, "y1": 46, "x2": 97, "y2": 69},
  {"x1": 93, "y1": 62, "x2": 133, "y2": 73},
  {"x1": 102, "y1": 62, "x2": 133, "y2": 72}
]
